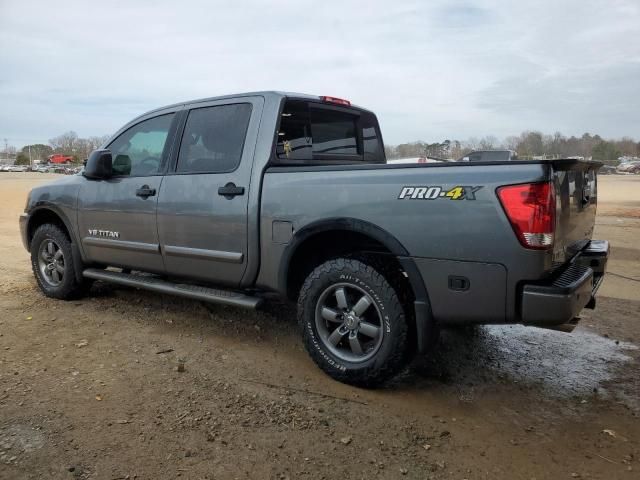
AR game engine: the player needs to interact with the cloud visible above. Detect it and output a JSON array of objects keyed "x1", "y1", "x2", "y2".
[{"x1": 0, "y1": 0, "x2": 638, "y2": 147}]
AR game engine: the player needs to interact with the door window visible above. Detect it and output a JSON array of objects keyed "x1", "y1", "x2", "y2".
[
  {"x1": 108, "y1": 114, "x2": 174, "y2": 176},
  {"x1": 176, "y1": 103, "x2": 252, "y2": 173}
]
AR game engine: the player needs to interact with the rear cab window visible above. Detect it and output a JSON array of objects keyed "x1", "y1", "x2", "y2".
[{"x1": 275, "y1": 99, "x2": 385, "y2": 164}]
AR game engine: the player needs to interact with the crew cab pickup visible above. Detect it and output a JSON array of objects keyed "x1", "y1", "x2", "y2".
[{"x1": 20, "y1": 92, "x2": 608, "y2": 386}]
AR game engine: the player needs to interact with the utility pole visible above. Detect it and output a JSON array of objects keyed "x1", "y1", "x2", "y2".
[{"x1": 29, "y1": 144, "x2": 32, "y2": 168}]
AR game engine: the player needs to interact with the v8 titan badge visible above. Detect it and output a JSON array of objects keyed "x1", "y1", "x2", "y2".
[{"x1": 398, "y1": 185, "x2": 483, "y2": 200}]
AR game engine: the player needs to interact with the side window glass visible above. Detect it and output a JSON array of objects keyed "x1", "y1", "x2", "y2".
[
  {"x1": 108, "y1": 114, "x2": 174, "y2": 176},
  {"x1": 176, "y1": 103, "x2": 252, "y2": 173}
]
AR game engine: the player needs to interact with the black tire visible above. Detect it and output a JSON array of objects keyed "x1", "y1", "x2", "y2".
[
  {"x1": 30, "y1": 224, "x2": 91, "y2": 300},
  {"x1": 298, "y1": 258, "x2": 412, "y2": 387}
]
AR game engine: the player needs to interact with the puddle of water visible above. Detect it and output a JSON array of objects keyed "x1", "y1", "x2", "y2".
[{"x1": 399, "y1": 325, "x2": 637, "y2": 403}]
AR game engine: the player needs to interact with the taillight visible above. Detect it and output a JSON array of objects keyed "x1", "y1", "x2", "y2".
[
  {"x1": 320, "y1": 95, "x2": 351, "y2": 106},
  {"x1": 497, "y1": 182, "x2": 556, "y2": 249}
]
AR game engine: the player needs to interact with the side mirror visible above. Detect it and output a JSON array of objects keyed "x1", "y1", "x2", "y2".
[{"x1": 83, "y1": 149, "x2": 112, "y2": 179}]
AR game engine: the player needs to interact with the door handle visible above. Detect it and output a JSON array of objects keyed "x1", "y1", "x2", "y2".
[
  {"x1": 218, "y1": 182, "x2": 245, "y2": 199},
  {"x1": 136, "y1": 185, "x2": 156, "y2": 198}
]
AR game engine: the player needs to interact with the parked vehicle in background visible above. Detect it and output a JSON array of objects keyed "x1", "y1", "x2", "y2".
[
  {"x1": 48, "y1": 154, "x2": 74, "y2": 165},
  {"x1": 599, "y1": 165, "x2": 617, "y2": 175},
  {"x1": 387, "y1": 157, "x2": 443, "y2": 165},
  {"x1": 20, "y1": 91, "x2": 609, "y2": 387},
  {"x1": 616, "y1": 161, "x2": 640, "y2": 174},
  {"x1": 458, "y1": 150, "x2": 517, "y2": 162}
]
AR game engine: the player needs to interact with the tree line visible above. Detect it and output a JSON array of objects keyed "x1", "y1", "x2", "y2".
[
  {"x1": 8, "y1": 129, "x2": 640, "y2": 165},
  {"x1": 385, "y1": 131, "x2": 640, "y2": 162},
  {"x1": 14, "y1": 131, "x2": 110, "y2": 165}
]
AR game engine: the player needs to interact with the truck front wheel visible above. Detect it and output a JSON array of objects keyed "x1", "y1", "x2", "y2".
[
  {"x1": 297, "y1": 258, "x2": 411, "y2": 387},
  {"x1": 30, "y1": 224, "x2": 91, "y2": 300}
]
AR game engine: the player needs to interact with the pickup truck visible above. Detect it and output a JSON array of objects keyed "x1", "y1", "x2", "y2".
[
  {"x1": 48, "y1": 154, "x2": 74, "y2": 164},
  {"x1": 20, "y1": 91, "x2": 609, "y2": 386}
]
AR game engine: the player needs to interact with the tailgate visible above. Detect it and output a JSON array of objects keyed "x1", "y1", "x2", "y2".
[{"x1": 551, "y1": 159, "x2": 601, "y2": 266}]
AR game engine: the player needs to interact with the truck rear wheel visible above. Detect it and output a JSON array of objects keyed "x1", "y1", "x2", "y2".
[
  {"x1": 298, "y1": 258, "x2": 411, "y2": 387},
  {"x1": 30, "y1": 224, "x2": 90, "y2": 300}
]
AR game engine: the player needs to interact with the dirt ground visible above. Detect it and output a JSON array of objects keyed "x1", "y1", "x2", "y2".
[{"x1": 0, "y1": 172, "x2": 638, "y2": 480}]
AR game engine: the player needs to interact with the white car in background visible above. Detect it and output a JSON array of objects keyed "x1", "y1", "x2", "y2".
[
  {"x1": 387, "y1": 156, "x2": 444, "y2": 165},
  {"x1": 616, "y1": 161, "x2": 640, "y2": 174}
]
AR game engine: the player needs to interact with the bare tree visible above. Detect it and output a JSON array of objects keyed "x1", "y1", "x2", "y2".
[{"x1": 49, "y1": 131, "x2": 79, "y2": 155}]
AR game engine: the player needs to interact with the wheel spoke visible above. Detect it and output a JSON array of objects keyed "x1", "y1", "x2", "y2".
[
  {"x1": 327, "y1": 326, "x2": 346, "y2": 346},
  {"x1": 349, "y1": 333, "x2": 363, "y2": 355},
  {"x1": 352, "y1": 295, "x2": 372, "y2": 316},
  {"x1": 55, "y1": 264, "x2": 65, "y2": 274},
  {"x1": 41, "y1": 250, "x2": 49, "y2": 261},
  {"x1": 335, "y1": 287, "x2": 349, "y2": 310},
  {"x1": 54, "y1": 250, "x2": 63, "y2": 260},
  {"x1": 321, "y1": 307, "x2": 341, "y2": 323},
  {"x1": 315, "y1": 282, "x2": 386, "y2": 362},
  {"x1": 359, "y1": 321, "x2": 380, "y2": 339},
  {"x1": 52, "y1": 269, "x2": 60, "y2": 282},
  {"x1": 47, "y1": 242, "x2": 54, "y2": 255}
]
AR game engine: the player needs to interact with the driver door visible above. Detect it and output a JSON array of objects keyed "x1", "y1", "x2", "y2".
[{"x1": 77, "y1": 112, "x2": 178, "y2": 273}]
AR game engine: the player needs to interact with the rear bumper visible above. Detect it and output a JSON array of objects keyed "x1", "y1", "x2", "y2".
[{"x1": 520, "y1": 240, "x2": 609, "y2": 325}]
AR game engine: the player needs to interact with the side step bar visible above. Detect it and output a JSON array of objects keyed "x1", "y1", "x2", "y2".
[{"x1": 83, "y1": 268, "x2": 262, "y2": 309}]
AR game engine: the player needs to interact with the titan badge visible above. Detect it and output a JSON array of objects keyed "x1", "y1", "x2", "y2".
[{"x1": 88, "y1": 229, "x2": 120, "y2": 239}]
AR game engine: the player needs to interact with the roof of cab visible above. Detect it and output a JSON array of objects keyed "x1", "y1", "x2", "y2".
[{"x1": 137, "y1": 91, "x2": 369, "y2": 119}]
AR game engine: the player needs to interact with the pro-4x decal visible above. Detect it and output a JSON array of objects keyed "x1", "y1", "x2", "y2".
[{"x1": 398, "y1": 185, "x2": 483, "y2": 200}]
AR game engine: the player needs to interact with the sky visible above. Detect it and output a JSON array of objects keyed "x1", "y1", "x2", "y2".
[{"x1": 1, "y1": 0, "x2": 639, "y2": 148}]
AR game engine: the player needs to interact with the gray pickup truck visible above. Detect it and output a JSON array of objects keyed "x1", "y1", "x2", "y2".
[{"x1": 20, "y1": 91, "x2": 608, "y2": 386}]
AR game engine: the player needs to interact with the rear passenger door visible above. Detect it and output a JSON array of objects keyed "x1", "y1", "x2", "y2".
[{"x1": 156, "y1": 97, "x2": 263, "y2": 287}]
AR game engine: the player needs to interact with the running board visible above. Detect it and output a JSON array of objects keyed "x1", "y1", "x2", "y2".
[{"x1": 82, "y1": 268, "x2": 262, "y2": 309}]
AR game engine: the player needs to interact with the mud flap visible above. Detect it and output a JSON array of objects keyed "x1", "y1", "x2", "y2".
[
  {"x1": 71, "y1": 241, "x2": 84, "y2": 284},
  {"x1": 414, "y1": 300, "x2": 438, "y2": 353}
]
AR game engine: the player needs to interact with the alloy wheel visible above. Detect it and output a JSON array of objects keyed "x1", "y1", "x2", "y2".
[{"x1": 314, "y1": 282, "x2": 384, "y2": 362}]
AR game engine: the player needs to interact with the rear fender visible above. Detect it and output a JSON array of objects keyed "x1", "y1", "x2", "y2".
[{"x1": 280, "y1": 218, "x2": 436, "y2": 353}]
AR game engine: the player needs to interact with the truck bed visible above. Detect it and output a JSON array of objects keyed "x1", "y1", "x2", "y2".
[{"x1": 257, "y1": 158, "x2": 601, "y2": 325}]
